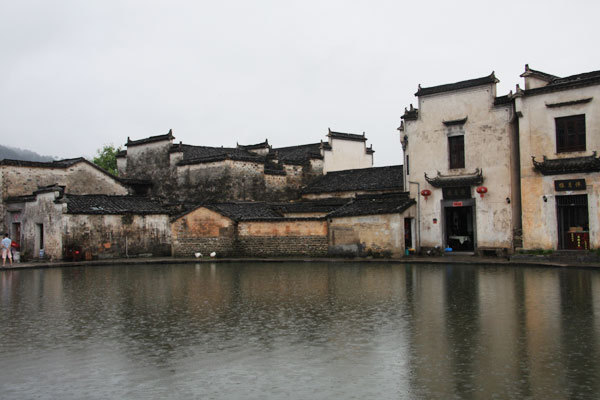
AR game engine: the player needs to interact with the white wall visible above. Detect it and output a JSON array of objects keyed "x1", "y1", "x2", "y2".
[
  {"x1": 323, "y1": 138, "x2": 373, "y2": 173},
  {"x1": 516, "y1": 84, "x2": 600, "y2": 249},
  {"x1": 404, "y1": 84, "x2": 516, "y2": 251}
]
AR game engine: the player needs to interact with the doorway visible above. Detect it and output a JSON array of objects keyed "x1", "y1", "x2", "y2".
[
  {"x1": 36, "y1": 223, "x2": 44, "y2": 254},
  {"x1": 557, "y1": 195, "x2": 589, "y2": 250},
  {"x1": 444, "y1": 204, "x2": 475, "y2": 252},
  {"x1": 404, "y1": 218, "x2": 413, "y2": 250},
  {"x1": 12, "y1": 222, "x2": 20, "y2": 246}
]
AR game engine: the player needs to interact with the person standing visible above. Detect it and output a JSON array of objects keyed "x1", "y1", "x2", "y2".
[{"x1": 2, "y1": 233, "x2": 13, "y2": 267}]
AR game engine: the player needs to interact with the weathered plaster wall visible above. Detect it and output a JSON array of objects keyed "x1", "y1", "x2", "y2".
[
  {"x1": 516, "y1": 85, "x2": 600, "y2": 249},
  {"x1": 176, "y1": 160, "x2": 314, "y2": 203},
  {"x1": 116, "y1": 156, "x2": 126, "y2": 176},
  {"x1": 405, "y1": 84, "x2": 516, "y2": 251},
  {"x1": 124, "y1": 140, "x2": 175, "y2": 199},
  {"x1": 0, "y1": 164, "x2": 127, "y2": 199},
  {"x1": 328, "y1": 212, "x2": 413, "y2": 257},
  {"x1": 21, "y1": 190, "x2": 66, "y2": 260},
  {"x1": 171, "y1": 207, "x2": 236, "y2": 256},
  {"x1": 237, "y1": 220, "x2": 327, "y2": 237},
  {"x1": 0, "y1": 163, "x2": 129, "y2": 233},
  {"x1": 1, "y1": 166, "x2": 65, "y2": 200},
  {"x1": 177, "y1": 160, "x2": 267, "y2": 202},
  {"x1": 64, "y1": 213, "x2": 171, "y2": 259},
  {"x1": 65, "y1": 163, "x2": 129, "y2": 195},
  {"x1": 323, "y1": 139, "x2": 373, "y2": 174}
]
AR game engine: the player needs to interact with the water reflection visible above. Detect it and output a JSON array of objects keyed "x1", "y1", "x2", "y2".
[{"x1": 0, "y1": 263, "x2": 599, "y2": 399}]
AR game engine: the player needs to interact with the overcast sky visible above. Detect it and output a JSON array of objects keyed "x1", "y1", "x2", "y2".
[{"x1": 1, "y1": 0, "x2": 599, "y2": 166}]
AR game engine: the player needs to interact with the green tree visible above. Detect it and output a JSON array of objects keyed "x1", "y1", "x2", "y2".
[{"x1": 93, "y1": 144, "x2": 121, "y2": 176}]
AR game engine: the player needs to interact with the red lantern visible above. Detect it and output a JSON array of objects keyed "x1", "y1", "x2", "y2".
[
  {"x1": 421, "y1": 189, "x2": 432, "y2": 199},
  {"x1": 476, "y1": 186, "x2": 488, "y2": 198}
]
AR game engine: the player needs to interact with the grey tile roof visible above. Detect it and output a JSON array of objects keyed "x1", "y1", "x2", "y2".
[
  {"x1": 493, "y1": 95, "x2": 513, "y2": 106},
  {"x1": 126, "y1": 130, "x2": 174, "y2": 147},
  {"x1": 401, "y1": 105, "x2": 418, "y2": 121},
  {"x1": 0, "y1": 157, "x2": 84, "y2": 168},
  {"x1": 328, "y1": 192, "x2": 415, "y2": 218},
  {"x1": 416, "y1": 72, "x2": 498, "y2": 97},
  {"x1": 5, "y1": 195, "x2": 35, "y2": 203},
  {"x1": 174, "y1": 142, "x2": 326, "y2": 166},
  {"x1": 327, "y1": 129, "x2": 367, "y2": 142},
  {"x1": 238, "y1": 140, "x2": 269, "y2": 150},
  {"x1": 175, "y1": 145, "x2": 265, "y2": 165},
  {"x1": 273, "y1": 143, "x2": 323, "y2": 164},
  {"x1": 520, "y1": 65, "x2": 558, "y2": 81},
  {"x1": 302, "y1": 165, "x2": 404, "y2": 194},
  {"x1": 523, "y1": 69, "x2": 600, "y2": 96},
  {"x1": 203, "y1": 202, "x2": 283, "y2": 221},
  {"x1": 532, "y1": 152, "x2": 600, "y2": 175},
  {"x1": 424, "y1": 169, "x2": 483, "y2": 188},
  {"x1": 272, "y1": 198, "x2": 350, "y2": 214},
  {"x1": 65, "y1": 195, "x2": 167, "y2": 215}
]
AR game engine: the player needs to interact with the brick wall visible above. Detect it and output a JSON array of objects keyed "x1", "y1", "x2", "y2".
[
  {"x1": 172, "y1": 236, "x2": 237, "y2": 257},
  {"x1": 237, "y1": 235, "x2": 328, "y2": 257}
]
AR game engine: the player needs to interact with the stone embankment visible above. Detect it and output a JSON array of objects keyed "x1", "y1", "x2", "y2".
[{"x1": 1, "y1": 254, "x2": 599, "y2": 270}]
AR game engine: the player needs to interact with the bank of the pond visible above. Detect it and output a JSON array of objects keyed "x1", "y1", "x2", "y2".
[{"x1": 2, "y1": 254, "x2": 600, "y2": 271}]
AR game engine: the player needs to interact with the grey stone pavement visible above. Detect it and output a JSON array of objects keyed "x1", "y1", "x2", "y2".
[{"x1": 1, "y1": 254, "x2": 599, "y2": 271}]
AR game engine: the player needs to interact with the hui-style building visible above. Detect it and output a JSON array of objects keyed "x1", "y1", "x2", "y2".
[
  {"x1": 400, "y1": 72, "x2": 520, "y2": 255},
  {"x1": 515, "y1": 65, "x2": 600, "y2": 251},
  {"x1": 400, "y1": 65, "x2": 600, "y2": 254},
  {"x1": 116, "y1": 128, "x2": 374, "y2": 203}
]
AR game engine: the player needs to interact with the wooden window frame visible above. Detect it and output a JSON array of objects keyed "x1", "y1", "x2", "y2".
[
  {"x1": 556, "y1": 114, "x2": 585, "y2": 153},
  {"x1": 448, "y1": 135, "x2": 465, "y2": 169}
]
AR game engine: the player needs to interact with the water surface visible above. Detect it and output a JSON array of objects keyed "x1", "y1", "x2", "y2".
[{"x1": 1, "y1": 262, "x2": 599, "y2": 399}]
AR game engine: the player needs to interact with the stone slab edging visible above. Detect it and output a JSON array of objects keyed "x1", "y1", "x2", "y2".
[{"x1": 1, "y1": 256, "x2": 599, "y2": 271}]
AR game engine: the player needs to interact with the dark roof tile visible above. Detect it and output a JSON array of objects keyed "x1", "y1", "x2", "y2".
[
  {"x1": 424, "y1": 169, "x2": 483, "y2": 188},
  {"x1": 65, "y1": 195, "x2": 167, "y2": 215},
  {"x1": 238, "y1": 140, "x2": 269, "y2": 150},
  {"x1": 0, "y1": 157, "x2": 84, "y2": 168},
  {"x1": 327, "y1": 130, "x2": 367, "y2": 142},
  {"x1": 303, "y1": 165, "x2": 403, "y2": 194},
  {"x1": 126, "y1": 130, "x2": 174, "y2": 147},
  {"x1": 524, "y1": 69, "x2": 600, "y2": 96},
  {"x1": 493, "y1": 95, "x2": 513, "y2": 106},
  {"x1": 328, "y1": 192, "x2": 415, "y2": 218},
  {"x1": 203, "y1": 202, "x2": 283, "y2": 221},
  {"x1": 416, "y1": 72, "x2": 497, "y2": 97},
  {"x1": 532, "y1": 152, "x2": 600, "y2": 175},
  {"x1": 274, "y1": 143, "x2": 324, "y2": 164},
  {"x1": 520, "y1": 65, "x2": 558, "y2": 81},
  {"x1": 272, "y1": 198, "x2": 350, "y2": 214}
]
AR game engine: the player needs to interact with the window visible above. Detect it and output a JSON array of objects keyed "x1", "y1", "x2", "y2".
[
  {"x1": 556, "y1": 114, "x2": 585, "y2": 153},
  {"x1": 448, "y1": 135, "x2": 465, "y2": 169}
]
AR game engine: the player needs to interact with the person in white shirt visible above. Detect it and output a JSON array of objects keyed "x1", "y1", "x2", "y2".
[{"x1": 2, "y1": 233, "x2": 13, "y2": 267}]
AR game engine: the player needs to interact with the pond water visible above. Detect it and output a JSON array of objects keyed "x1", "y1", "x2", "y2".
[{"x1": 1, "y1": 262, "x2": 599, "y2": 399}]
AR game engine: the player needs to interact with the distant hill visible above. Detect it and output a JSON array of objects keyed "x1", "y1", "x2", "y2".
[{"x1": 0, "y1": 145, "x2": 55, "y2": 162}]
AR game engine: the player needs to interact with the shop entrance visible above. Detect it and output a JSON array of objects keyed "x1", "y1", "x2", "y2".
[
  {"x1": 557, "y1": 195, "x2": 589, "y2": 250},
  {"x1": 444, "y1": 203, "x2": 475, "y2": 252}
]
